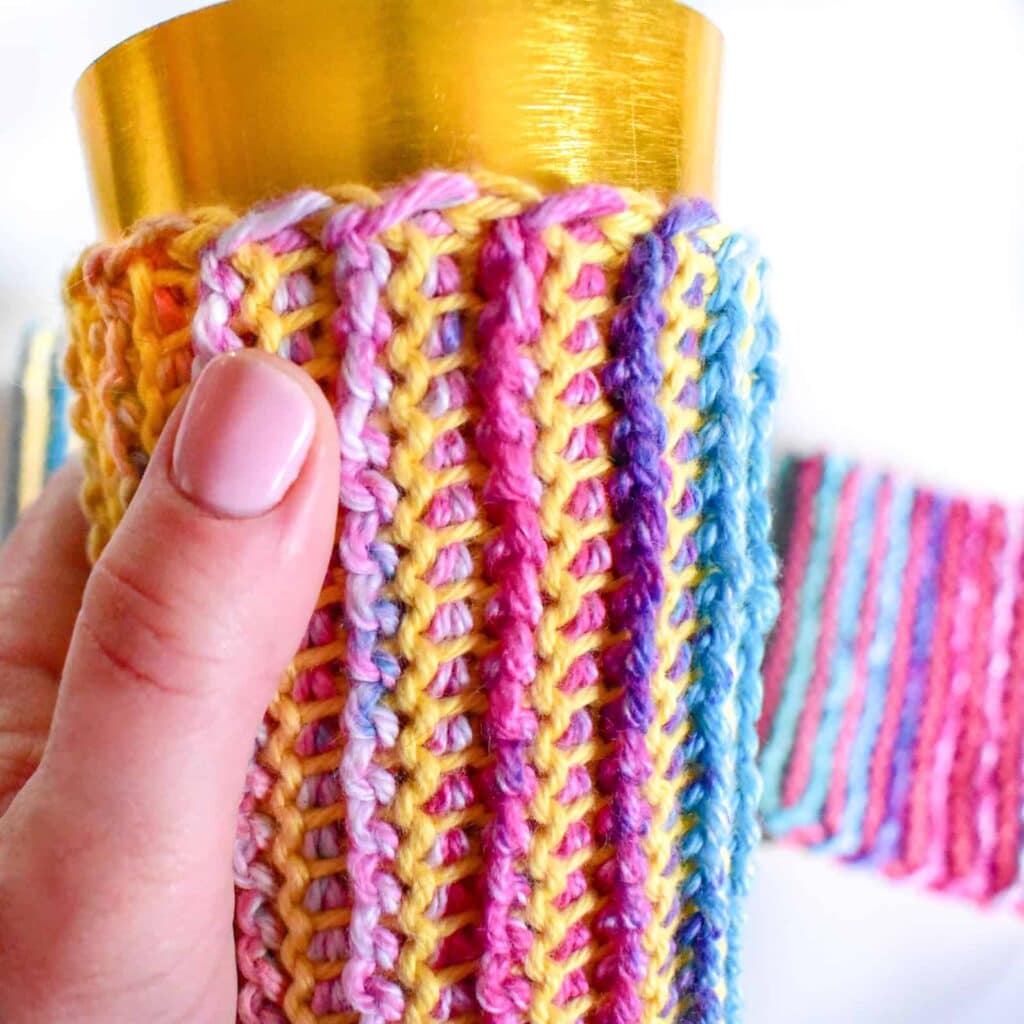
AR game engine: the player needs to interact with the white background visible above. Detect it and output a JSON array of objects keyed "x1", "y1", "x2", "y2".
[{"x1": 0, "y1": 1, "x2": 1022, "y2": 1021}]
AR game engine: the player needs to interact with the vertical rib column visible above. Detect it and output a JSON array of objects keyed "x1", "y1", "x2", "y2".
[
  {"x1": 522, "y1": 189, "x2": 642, "y2": 1024},
  {"x1": 642, "y1": 208, "x2": 718, "y2": 1022},
  {"x1": 474, "y1": 209, "x2": 547, "y2": 1024}
]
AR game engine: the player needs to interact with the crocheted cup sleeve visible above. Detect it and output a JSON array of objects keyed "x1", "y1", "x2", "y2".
[{"x1": 63, "y1": 171, "x2": 779, "y2": 1024}]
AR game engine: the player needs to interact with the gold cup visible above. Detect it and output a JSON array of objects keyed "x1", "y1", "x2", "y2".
[{"x1": 75, "y1": 0, "x2": 722, "y2": 239}]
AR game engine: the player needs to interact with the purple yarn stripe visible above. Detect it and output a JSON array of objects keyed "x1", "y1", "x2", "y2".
[{"x1": 597, "y1": 226, "x2": 674, "y2": 1023}]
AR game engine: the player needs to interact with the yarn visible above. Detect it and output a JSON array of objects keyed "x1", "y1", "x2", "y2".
[
  {"x1": 760, "y1": 455, "x2": 1024, "y2": 907},
  {"x1": 723, "y1": 234, "x2": 778, "y2": 1023},
  {"x1": 2, "y1": 327, "x2": 72, "y2": 536},
  {"x1": 64, "y1": 170, "x2": 778, "y2": 1024}
]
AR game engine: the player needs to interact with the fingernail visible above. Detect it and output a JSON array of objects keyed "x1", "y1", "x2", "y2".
[{"x1": 172, "y1": 352, "x2": 316, "y2": 517}]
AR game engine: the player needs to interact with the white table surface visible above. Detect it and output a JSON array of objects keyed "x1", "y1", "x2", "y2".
[{"x1": 1, "y1": 1, "x2": 1022, "y2": 1020}]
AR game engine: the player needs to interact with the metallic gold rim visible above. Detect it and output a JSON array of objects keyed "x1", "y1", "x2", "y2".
[{"x1": 76, "y1": 0, "x2": 722, "y2": 238}]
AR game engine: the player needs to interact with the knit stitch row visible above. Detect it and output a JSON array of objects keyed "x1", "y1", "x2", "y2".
[
  {"x1": 760, "y1": 455, "x2": 1024, "y2": 907},
  {"x1": 63, "y1": 170, "x2": 778, "y2": 1024}
]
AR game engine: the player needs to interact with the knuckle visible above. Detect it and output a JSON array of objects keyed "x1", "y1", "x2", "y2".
[
  {"x1": 75, "y1": 615, "x2": 201, "y2": 703},
  {"x1": 77, "y1": 557, "x2": 228, "y2": 703}
]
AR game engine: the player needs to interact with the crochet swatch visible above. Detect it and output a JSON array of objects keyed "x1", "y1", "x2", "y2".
[
  {"x1": 760, "y1": 455, "x2": 1024, "y2": 907},
  {"x1": 63, "y1": 171, "x2": 778, "y2": 1024}
]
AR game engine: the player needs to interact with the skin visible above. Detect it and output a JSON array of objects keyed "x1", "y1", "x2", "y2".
[{"x1": 0, "y1": 352, "x2": 340, "y2": 1022}]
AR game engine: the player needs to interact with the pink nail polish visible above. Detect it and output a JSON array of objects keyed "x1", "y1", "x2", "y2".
[{"x1": 172, "y1": 352, "x2": 316, "y2": 518}]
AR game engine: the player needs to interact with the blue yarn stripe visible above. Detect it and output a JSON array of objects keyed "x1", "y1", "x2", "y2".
[
  {"x1": 723, "y1": 246, "x2": 779, "y2": 1024},
  {"x1": 677, "y1": 228, "x2": 754, "y2": 1024}
]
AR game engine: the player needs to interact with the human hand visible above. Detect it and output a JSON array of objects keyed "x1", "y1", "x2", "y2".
[{"x1": 0, "y1": 351, "x2": 340, "y2": 1022}]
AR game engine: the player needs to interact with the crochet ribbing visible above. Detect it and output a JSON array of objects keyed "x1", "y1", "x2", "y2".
[{"x1": 63, "y1": 170, "x2": 779, "y2": 1024}]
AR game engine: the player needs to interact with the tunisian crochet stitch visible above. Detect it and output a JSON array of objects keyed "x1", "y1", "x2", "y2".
[{"x1": 63, "y1": 169, "x2": 779, "y2": 1024}]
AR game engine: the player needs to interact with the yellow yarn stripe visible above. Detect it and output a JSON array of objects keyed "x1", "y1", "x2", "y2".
[
  {"x1": 650, "y1": 226, "x2": 723, "y2": 1018},
  {"x1": 526, "y1": 223, "x2": 612, "y2": 1024},
  {"x1": 388, "y1": 219, "x2": 490, "y2": 1024}
]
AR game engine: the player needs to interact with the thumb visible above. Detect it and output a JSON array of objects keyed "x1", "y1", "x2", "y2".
[{"x1": 34, "y1": 348, "x2": 339, "y2": 867}]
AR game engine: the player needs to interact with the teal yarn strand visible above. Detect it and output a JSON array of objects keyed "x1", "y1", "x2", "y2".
[
  {"x1": 759, "y1": 456, "x2": 851, "y2": 819},
  {"x1": 768, "y1": 472, "x2": 880, "y2": 835}
]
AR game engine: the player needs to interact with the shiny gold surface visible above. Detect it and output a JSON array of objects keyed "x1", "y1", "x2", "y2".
[{"x1": 76, "y1": 0, "x2": 722, "y2": 238}]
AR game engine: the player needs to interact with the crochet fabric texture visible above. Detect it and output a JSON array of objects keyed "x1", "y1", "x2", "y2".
[
  {"x1": 760, "y1": 455, "x2": 1024, "y2": 907},
  {"x1": 64, "y1": 171, "x2": 778, "y2": 1024}
]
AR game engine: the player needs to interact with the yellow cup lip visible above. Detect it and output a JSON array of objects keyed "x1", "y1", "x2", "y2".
[{"x1": 76, "y1": 0, "x2": 723, "y2": 239}]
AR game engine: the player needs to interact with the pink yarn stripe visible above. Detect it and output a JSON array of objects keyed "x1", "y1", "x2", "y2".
[
  {"x1": 759, "y1": 457, "x2": 824, "y2": 742},
  {"x1": 324, "y1": 171, "x2": 478, "y2": 1023},
  {"x1": 893, "y1": 500, "x2": 969, "y2": 875},
  {"x1": 472, "y1": 185, "x2": 627, "y2": 1022},
  {"x1": 947, "y1": 505, "x2": 1005, "y2": 886},
  {"x1": 964, "y1": 509, "x2": 1018, "y2": 898},
  {"x1": 920, "y1": 503, "x2": 987, "y2": 887},
  {"x1": 994, "y1": 512, "x2": 1024, "y2": 892},
  {"x1": 858, "y1": 492, "x2": 932, "y2": 856},
  {"x1": 782, "y1": 468, "x2": 862, "y2": 809},
  {"x1": 475, "y1": 213, "x2": 547, "y2": 1024},
  {"x1": 820, "y1": 476, "x2": 894, "y2": 841},
  {"x1": 235, "y1": 728, "x2": 287, "y2": 1023}
]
